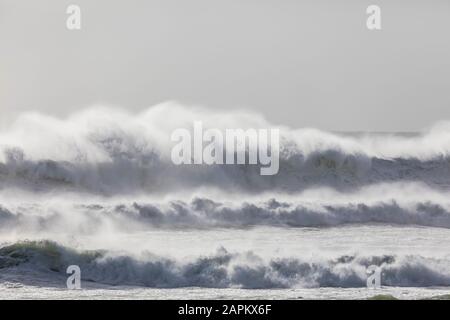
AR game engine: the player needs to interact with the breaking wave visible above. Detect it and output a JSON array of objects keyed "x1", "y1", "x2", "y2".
[
  {"x1": 1, "y1": 105, "x2": 450, "y2": 292},
  {"x1": 1, "y1": 192, "x2": 450, "y2": 230},
  {"x1": 1, "y1": 103, "x2": 450, "y2": 195},
  {"x1": 1, "y1": 241, "x2": 449, "y2": 289}
]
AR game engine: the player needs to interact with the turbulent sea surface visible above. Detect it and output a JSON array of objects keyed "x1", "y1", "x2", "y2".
[{"x1": 0, "y1": 103, "x2": 450, "y2": 299}]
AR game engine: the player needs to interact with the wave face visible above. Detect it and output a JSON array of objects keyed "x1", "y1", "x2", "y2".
[
  {"x1": 1, "y1": 241, "x2": 449, "y2": 289},
  {"x1": 1, "y1": 191, "x2": 450, "y2": 231},
  {"x1": 1, "y1": 103, "x2": 450, "y2": 195}
]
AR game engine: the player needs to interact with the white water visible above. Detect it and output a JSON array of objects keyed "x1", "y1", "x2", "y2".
[{"x1": 0, "y1": 104, "x2": 450, "y2": 299}]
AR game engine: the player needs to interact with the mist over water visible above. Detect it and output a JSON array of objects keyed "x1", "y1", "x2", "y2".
[
  {"x1": 1, "y1": 103, "x2": 450, "y2": 293},
  {"x1": 1, "y1": 103, "x2": 450, "y2": 195}
]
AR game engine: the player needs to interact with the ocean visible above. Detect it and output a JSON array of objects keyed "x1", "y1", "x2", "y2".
[{"x1": 0, "y1": 105, "x2": 449, "y2": 299}]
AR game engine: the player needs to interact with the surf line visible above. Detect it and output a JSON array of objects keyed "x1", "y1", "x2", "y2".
[{"x1": 171, "y1": 121, "x2": 280, "y2": 175}]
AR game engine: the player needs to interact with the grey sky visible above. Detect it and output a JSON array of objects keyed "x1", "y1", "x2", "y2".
[{"x1": 0, "y1": 0, "x2": 449, "y2": 131}]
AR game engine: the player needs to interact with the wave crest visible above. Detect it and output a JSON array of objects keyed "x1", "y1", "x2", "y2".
[
  {"x1": 1, "y1": 241, "x2": 449, "y2": 288},
  {"x1": 1, "y1": 104, "x2": 450, "y2": 195}
]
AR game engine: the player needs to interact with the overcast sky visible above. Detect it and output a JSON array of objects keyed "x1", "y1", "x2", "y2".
[{"x1": 0, "y1": 0, "x2": 449, "y2": 131}]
